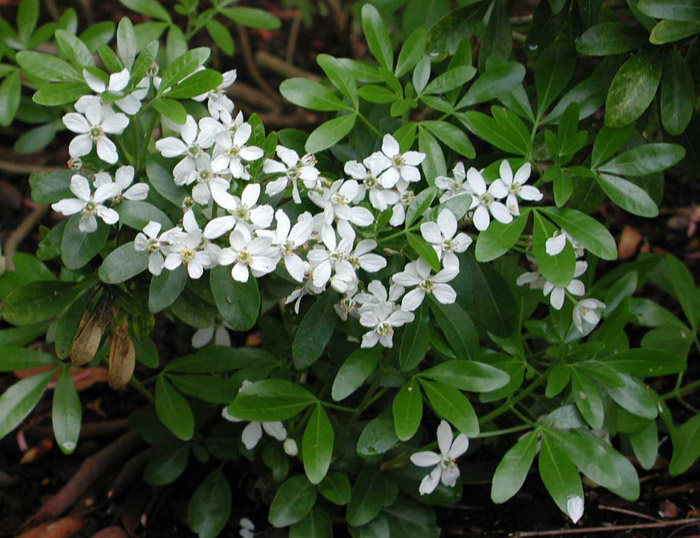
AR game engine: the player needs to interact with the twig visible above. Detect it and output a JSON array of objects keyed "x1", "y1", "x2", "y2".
[
  {"x1": 511, "y1": 517, "x2": 700, "y2": 537},
  {"x1": 25, "y1": 419, "x2": 130, "y2": 441},
  {"x1": 286, "y1": 11, "x2": 303, "y2": 65},
  {"x1": 228, "y1": 82, "x2": 281, "y2": 112},
  {"x1": 3, "y1": 204, "x2": 49, "y2": 271},
  {"x1": 255, "y1": 50, "x2": 321, "y2": 81},
  {"x1": 108, "y1": 447, "x2": 156, "y2": 500},
  {"x1": 0, "y1": 159, "x2": 61, "y2": 175},
  {"x1": 234, "y1": 24, "x2": 283, "y2": 104},
  {"x1": 597, "y1": 504, "x2": 659, "y2": 522}
]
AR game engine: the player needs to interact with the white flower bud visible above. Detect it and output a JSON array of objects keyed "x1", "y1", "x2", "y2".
[
  {"x1": 283, "y1": 438, "x2": 298, "y2": 457},
  {"x1": 567, "y1": 494, "x2": 584, "y2": 524}
]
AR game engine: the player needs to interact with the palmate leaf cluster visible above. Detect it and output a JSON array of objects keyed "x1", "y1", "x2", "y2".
[{"x1": 0, "y1": 1, "x2": 699, "y2": 537}]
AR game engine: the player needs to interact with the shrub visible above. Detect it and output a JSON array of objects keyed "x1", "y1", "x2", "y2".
[{"x1": 0, "y1": 0, "x2": 698, "y2": 536}]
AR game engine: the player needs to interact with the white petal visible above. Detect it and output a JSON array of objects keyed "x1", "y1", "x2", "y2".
[
  {"x1": 419, "y1": 466, "x2": 441, "y2": 495},
  {"x1": 63, "y1": 112, "x2": 91, "y2": 133},
  {"x1": 546, "y1": 234, "x2": 567, "y2": 256},
  {"x1": 96, "y1": 137, "x2": 119, "y2": 164},
  {"x1": 156, "y1": 137, "x2": 188, "y2": 157},
  {"x1": 401, "y1": 288, "x2": 425, "y2": 311},
  {"x1": 241, "y1": 422, "x2": 263, "y2": 450},
  {"x1": 262, "y1": 421, "x2": 287, "y2": 441},
  {"x1": 437, "y1": 420, "x2": 453, "y2": 456},
  {"x1": 70, "y1": 175, "x2": 92, "y2": 201},
  {"x1": 421, "y1": 221, "x2": 442, "y2": 244},
  {"x1": 489, "y1": 202, "x2": 513, "y2": 224},
  {"x1": 381, "y1": 134, "x2": 400, "y2": 157},
  {"x1": 448, "y1": 433, "x2": 469, "y2": 458},
  {"x1": 466, "y1": 168, "x2": 486, "y2": 195},
  {"x1": 432, "y1": 283, "x2": 456, "y2": 305},
  {"x1": 101, "y1": 113, "x2": 129, "y2": 134},
  {"x1": 410, "y1": 451, "x2": 441, "y2": 467},
  {"x1": 473, "y1": 205, "x2": 490, "y2": 231},
  {"x1": 51, "y1": 198, "x2": 84, "y2": 215},
  {"x1": 519, "y1": 185, "x2": 543, "y2": 201},
  {"x1": 68, "y1": 134, "x2": 93, "y2": 158}
]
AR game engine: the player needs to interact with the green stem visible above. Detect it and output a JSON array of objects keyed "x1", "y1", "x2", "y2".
[
  {"x1": 358, "y1": 112, "x2": 383, "y2": 137},
  {"x1": 322, "y1": 401, "x2": 356, "y2": 413},
  {"x1": 129, "y1": 376, "x2": 156, "y2": 404},
  {"x1": 478, "y1": 366, "x2": 551, "y2": 426},
  {"x1": 478, "y1": 423, "x2": 533, "y2": 438},
  {"x1": 661, "y1": 378, "x2": 700, "y2": 401}
]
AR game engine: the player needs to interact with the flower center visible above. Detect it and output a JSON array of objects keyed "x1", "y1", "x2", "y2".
[
  {"x1": 365, "y1": 176, "x2": 377, "y2": 188},
  {"x1": 83, "y1": 201, "x2": 97, "y2": 215},
  {"x1": 480, "y1": 193, "x2": 494, "y2": 206},
  {"x1": 235, "y1": 205, "x2": 250, "y2": 220},
  {"x1": 510, "y1": 183, "x2": 521, "y2": 193},
  {"x1": 182, "y1": 248, "x2": 195, "y2": 263},
  {"x1": 90, "y1": 126, "x2": 104, "y2": 140},
  {"x1": 238, "y1": 249, "x2": 252, "y2": 264},
  {"x1": 348, "y1": 255, "x2": 360, "y2": 269},
  {"x1": 147, "y1": 238, "x2": 160, "y2": 252},
  {"x1": 419, "y1": 279, "x2": 435, "y2": 293},
  {"x1": 376, "y1": 321, "x2": 393, "y2": 336},
  {"x1": 281, "y1": 240, "x2": 295, "y2": 255},
  {"x1": 393, "y1": 155, "x2": 404, "y2": 168},
  {"x1": 330, "y1": 250, "x2": 345, "y2": 264},
  {"x1": 331, "y1": 193, "x2": 348, "y2": 206},
  {"x1": 227, "y1": 145, "x2": 242, "y2": 157},
  {"x1": 187, "y1": 144, "x2": 202, "y2": 158},
  {"x1": 442, "y1": 239, "x2": 455, "y2": 252}
]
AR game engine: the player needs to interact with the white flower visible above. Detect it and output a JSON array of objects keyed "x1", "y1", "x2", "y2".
[
  {"x1": 420, "y1": 209, "x2": 472, "y2": 267},
  {"x1": 76, "y1": 68, "x2": 147, "y2": 115},
  {"x1": 218, "y1": 226, "x2": 278, "y2": 282},
  {"x1": 192, "y1": 322, "x2": 231, "y2": 348},
  {"x1": 466, "y1": 167, "x2": 512, "y2": 231},
  {"x1": 435, "y1": 163, "x2": 473, "y2": 203},
  {"x1": 189, "y1": 154, "x2": 232, "y2": 207},
  {"x1": 346, "y1": 239, "x2": 387, "y2": 274},
  {"x1": 359, "y1": 301, "x2": 414, "y2": 348},
  {"x1": 264, "y1": 146, "x2": 320, "y2": 203},
  {"x1": 163, "y1": 210, "x2": 212, "y2": 279},
  {"x1": 212, "y1": 121, "x2": 264, "y2": 180},
  {"x1": 306, "y1": 225, "x2": 353, "y2": 289},
  {"x1": 393, "y1": 258, "x2": 458, "y2": 311},
  {"x1": 155, "y1": 115, "x2": 217, "y2": 185},
  {"x1": 344, "y1": 159, "x2": 399, "y2": 211},
  {"x1": 309, "y1": 179, "x2": 374, "y2": 229},
  {"x1": 222, "y1": 391, "x2": 286, "y2": 450},
  {"x1": 543, "y1": 260, "x2": 587, "y2": 310},
  {"x1": 389, "y1": 189, "x2": 414, "y2": 227},
  {"x1": 204, "y1": 183, "x2": 274, "y2": 239},
  {"x1": 285, "y1": 262, "x2": 326, "y2": 313},
  {"x1": 193, "y1": 69, "x2": 236, "y2": 119},
  {"x1": 51, "y1": 174, "x2": 120, "y2": 232},
  {"x1": 546, "y1": 230, "x2": 585, "y2": 258},
  {"x1": 573, "y1": 298, "x2": 605, "y2": 332},
  {"x1": 134, "y1": 221, "x2": 181, "y2": 276},
  {"x1": 239, "y1": 518, "x2": 255, "y2": 538},
  {"x1": 356, "y1": 280, "x2": 405, "y2": 311},
  {"x1": 365, "y1": 134, "x2": 425, "y2": 188},
  {"x1": 491, "y1": 161, "x2": 542, "y2": 215},
  {"x1": 567, "y1": 494, "x2": 584, "y2": 524},
  {"x1": 260, "y1": 209, "x2": 313, "y2": 282},
  {"x1": 63, "y1": 103, "x2": 129, "y2": 164},
  {"x1": 94, "y1": 165, "x2": 149, "y2": 202},
  {"x1": 410, "y1": 420, "x2": 468, "y2": 495}
]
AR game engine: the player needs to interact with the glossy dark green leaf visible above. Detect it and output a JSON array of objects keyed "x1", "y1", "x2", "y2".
[
  {"x1": 306, "y1": 113, "x2": 357, "y2": 153},
  {"x1": 0, "y1": 72, "x2": 20, "y2": 127},
  {"x1": 420, "y1": 360, "x2": 510, "y2": 392},
  {"x1": 399, "y1": 303, "x2": 430, "y2": 371},
  {"x1": 491, "y1": 430, "x2": 538, "y2": 503},
  {"x1": 392, "y1": 378, "x2": 422, "y2": 441},
  {"x1": 228, "y1": 379, "x2": 316, "y2": 422},
  {"x1": 458, "y1": 62, "x2": 526, "y2": 108},
  {"x1": 638, "y1": 0, "x2": 700, "y2": 21},
  {"x1": 604, "y1": 373, "x2": 658, "y2": 419},
  {"x1": 0, "y1": 370, "x2": 54, "y2": 440},
  {"x1": 143, "y1": 444, "x2": 190, "y2": 485},
  {"x1": 290, "y1": 508, "x2": 333, "y2": 538},
  {"x1": 538, "y1": 433, "x2": 584, "y2": 515},
  {"x1": 210, "y1": 265, "x2": 260, "y2": 331},
  {"x1": 421, "y1": 379, "x2": 479, "y2": 436},
  {"x1": 356, "y1": 411, "x2": 399, "y2": 457},
  {"x1": 98, "y1": 242, "x2": 149, "y2": 283},
  {"x1": 428, "y1": 298, "x2": 478, "y2": 359},
  {"x1": 660, "y1": 49, "x2": 694, "y2": 135},
  {"x1": 189, "y1": 467, "x2": 232, "y2": 538},
  {"x1": 303, "y1": 404, "x2": 334, "y2": 484},
  {"x1": 535, "y1": 42, "x2": 575, "y2": 117},
  {"x1": 279, "y1": 78, "x2": 349, "y2": 111},
  {"x1": 629, "y1": 420, "x2": 658, "y2": 470},
  {"x1": 599, "y1": 143, "x2": 686, "y2": 176},
  {"x1": 540, "y1": 207, "x2": 617, "y2": 260},
  {"x1": 149, "y1": 266, "x2": 187, "y2": 312},
  {"x1": 2, "y1": 281, "x2": 77, "y2": 325},
  {"x1": 595, "y1": 173, "x2": 659, "y2": 217},
  {"x1": 269, "y1": 475, "x2": 317, "y2": 528},
  {"x1": 605, "y1": 49, "x2": 662, "y2": 128},
  {"x1": 347, "y1": 468, "x2": 385, "y2": 526},
  {"x1": 332, "y1": 346, "x2": 381, "y2": 401},
  {"x1": 576, "y1": 23, "x2": 648, "y2": 56},
  {"x1": 361, "y1": 4, "x2": 393, "y2": 71},
  {"x1": 219, "y1": 7, "x2": 281, "y2": 29},
  {"x1": 155, "y1": 375, "x2": 194, "y2": 441},
  {"x1": 292, "y1": 290, "x2": 337, "y2": 369},
  {"x1": 421, "y1": 120, "x2": 475, "y2": 158},
  {"x1": 532, "y1": 211, "x2": 576, "y2": 287},
  {"x1": 61, "y1": 215, "x2": 110, "y2": 271},
  {"x1": 669, "y1": 414, "x2": 700, "y2": 475},
  {"x1": 603, "y1": 348, "x2": 686, "y2": 376},
  {"x1": 319, "y1": 471, "x2": 351, "y2": 505}
]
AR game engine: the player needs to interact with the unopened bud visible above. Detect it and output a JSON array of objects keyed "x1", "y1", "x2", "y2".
[
  {"x1": 108, "y1": 319, "x2": 135, "y2": 389},
  {"x1": 283, "y1": 438, "x2": 298, "y2": 457},
  {"x1": 67, "y1": 157, "x2": 82, "y2": 170},
  {"x1": 71, "y1": 305, "x2": 110, "y2": 365}
]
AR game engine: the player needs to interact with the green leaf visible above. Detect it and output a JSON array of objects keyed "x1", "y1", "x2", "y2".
[
  {"x1": 413, "y1": 56, "x2": 431, "y2": 94},
  {"x1": 155, "y1": 376, "x2": 194, "y2": 441},
  {"x1": 305, "y1": 113, "x2": 357, "y2": 153},
  {"x1": 347, "y1": 468, "x2": 385, "y2": 526},
  {"x1": 571, "y1": 370, "x2": 604, "y2": 430},
  {"x1": 532, "y1": 211, "x2": 576, "y2": 287},
  {"x1": 219, "y1": 7, "x2": 281, "y2": 29},
  {"x1": 116, "y1": 18, "x2": 137, "y2": 69},
  {"x1": 165, "y1": 25, "x2": 187, "y2": 65},
  {"x1": 166, "y1": 346, "x2": 275, "y2": 374},
  {"x1": 33, "y1": 82, "x2": 89, "y2": 106},
  {"x1": 168, "y1": 374, "x2": 232, "y2": 404},
  {"x1": 406, "y1": 232, "x2": 440, "y2": 271},
  {"x1": 54, "y1": 292, "x2": 88, "y2": 359},
  {"x1": 535, "y1": 42, "x2": 575, "y2": 117},
  {"x1": 420, "y1": 359, "x2": 510, "y2": 392},
  {"x1": 669, "y1": 414, "x2": 700, "y2": 475},
  {"x1": 167, "y1": 69, "x2": 223, "y2": 99},
  {"x1": 540, "y1": 207, "x2": 617, "y2": 260},
  {"x1": 549, "y1": 429, "x2": 621, "y2": 489},
  {"x1": 52, "y1": 368, "x2": 81, "y2": 455},
  {"x1": 318, "y1": 472, "x2": 351, "y2": 505},
  {"x1": 356, "y1": 411, "x2": 399, "y2": 456},
  {"x1": 650, "y1": 19, "x2": 700, "y2": 43},
  {"x1": 629, "y1": 420, "x2": 658, "y2": 470},
  {"x1": 479, "y1": 0, "x2": 511, "y2": 70},
  {"x1": 458, "y1": 62, "x2": 526, "y2": 108},
  {"x1": 17, "y1": 0, "x2": 39, "y2": 43},
  {"x1": 399, "y1": 303, "x2": 430, "y2": 371},
  {"x1": 279, "y1": 78, "x2": 349, "y2": 111},
  {"x1": 80, "y1": 21, "x2": 116, "y2": 52},
  {"x1": 332, "y1": 346, "x2": 381, "y2": 401},
  {"x1": 418, "y1": 127, "x2": 446, "y2": 185},
  {"x1": 491, "y1": 430, "x2": 538, "y2": 503},
  {"x1": 159, "y1": 48, "x2": 210, "y2": 91},
  {"x1": 14, "y1": 122, "x2": 57, "y2": 154},
  {"x1": 303, "y1": 404, "x2": 334, "y2": 484},
  {"x1": 603, "y1": 349, "x2": 686, "y2": 376},
  {"x1": 16, "y1": 51, "x2": 82, "y2": 82},
  {"x1": 269, "y1": 475, "x2": 317, "y2": 528},
  {"x1": 428, "y1": 299, "x2": 478, "y2": 359},
  {"x1": 423, "y1": 66, "x2": 476, "y2": 95},
  {"x1": 2, "y1": 281, "x2": 77, "y2": 325},
  {"x1": 595, "y1": 173, "x2": 659, "y2": 217},
  {"x1": 0, "y1": 370, "x2": 54, "y2": 440},
  {"x1": 603, "y1": 373, "x2": 658, "y2": 419},
  {"x1": 475, "y1": 211, "x2": 529, "y2": 262},
  {"x1": 0, "y1": 72, "x2": 20, "y2": 127},
  {"x1": 292, "y1": 290, "x2": 337, "y2": 369},
  {"x1": 460, "y1": 108, "x2": 531, "y2": 157},
  {"x1": 290, "y1": 508, "x2": 332, "y2": 538},
  {"x1": 396, "y1": 28, "x2": 427, "y2": 77},
  {"x1": 405, "y1": 187, "x2": 437, "y2": 228},
  {"x1": 358, "y1": 84, "x2": 397, "y2": 104},
  {"x1": 660, "y1": 49, "x2": 694, "y2": 135},
  {"x1": 120, "y1": 0, "x2": 171, "y2": 21},
  {"x1": 638, "y1": 0, "x2": 700, "y2": 20},
  {"x1": 392, "y1": 378, "x2": 422, "y2": 441},
  {"x1": 421, "y1": 120, "x2": 475, "y2": 159},
  {"x1": 663, "y1": 254, "x2": 700, "y2": 328},
  {"x1": 605, "y1": 49, "x2": 663, "y2": 128},
  {"x1": 188, "y1": 468, "x2": 232, "y2": 538},
  {"x1": 61, "y1": 215, "x2": 110, "y2": 271},
  {"x1": 598, "y1": 143, "x2": 686, "y2": 176},
  {"x1": 420, "y1": 378, "x2": 479, "y2": 437},
  {"x1": 361, "y1": 4, "x2": 393, "y2": 71},
  {"x1": 0, "y1": 347, "x2": 58, "y2": 371},
  {"x1": 383, "y1": 497, "x2": 440, "y2": 537},
  {"x1": 317, "y1": 54, "x2": 358, "y2": 109},
  {"x1": 575, "y1": 23, "x2": 648, "y2": 56},
  {"x1": 210, "y1": 265, "x2": 260, "y2": 331},
  {"x1": 538, "y1": 433, "x2": 583, "y2": 515},
  {"x1": 116, "y1": 200, "x2": 173, "y2": 230},
  {"x1": 591, "y1": 125, "x2": 634, "y2": 168},
  {"x1": 98, "y1": 242, "x2": 149, "y2": 284},
  {"x1": 149, "y1": 266, "x2": 187, "y2": 313},
  {"x1": 228, "y1": 379, "x2": 316, "y2": 422},
  {"x1": 144, "y1": 444, "x2": 190, "y2": 485},
  {"x1": 55, "y1": 29, "x2": 94, "y2": 69}
]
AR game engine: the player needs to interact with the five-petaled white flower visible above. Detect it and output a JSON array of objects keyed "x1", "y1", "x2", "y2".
[
  {"x1": 393, "y1": 258, "x2": 459, "y2": 311},
  {"x1": 76, "y1": 68, "x2": 147, "y2": 115},
  {"x1": 163, "y1": 210, "x2": 212, "y2": 279},
  {"x1": 344, "y1": 159, "x2": 399, "y2": 211},
  {"x1": 573, "y1": 298, "x2": 605, "y2": 332},
  {"x1": 410, "y1": 420, "x2": 468, "y2": 495},
  {"x1": 63, "y1": 103, "x2": 129, "y2": 164},
  {"x1": 94, "y1": 165, "x2": 149, "y2": 203},
  {"x1": 306, "y1": 225, "x2": 353, "y2": 289},
  {"x1": 134, "y1": 221, "x2": 182, "y2": 276},
  {"x1": 435, "y1": 163, "x2": 473, "y2": 203},
  {"x1": 51, "y1": 174, "x2": 120, "y2": 232},
  {"x1": 264, "y1": 146, "x2": 320, "y2": 203},
  {"x1": 420, "y1": 209, "x2": 472, "y2": 267},
  {"x1": 155, "y1": 115, "x2": 217, "y2": 185},
  {"x1": 309, "y1": 179, "x2": 374, "y2": 228},
  {"x1": 193, "y1": 69, "x2": 237, "y2": 119},
  {"x1": 491, "y1": 161, "x2": 542, "y2": 215},
  {"x1": 543, "y1": 260, "x2": 587, "y2": 310},
  {"x1": 366, "y1": 134, "x2": 425, "y2": 188},
  {"x1": 259, "y1": 209, "x2": 313, "y2": 282},
  {"x1": 222, "y1": 408, "x2": 287, "y2": 450},
  {"x1": 204, "y1": 183, "x2": 274, "y2": 239},
  {"x1": 359, "y1": 301, "x2": 414, "y2": 348},
  {"x1": 218, "y1": 226, "x2": 278, "y2": 282},
  {"x1": 466, "y1": 167, "x2": 512, "y2": 231},
  {"x1": 212, "y1": 121, "x2": 264, "y2": 179}
]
